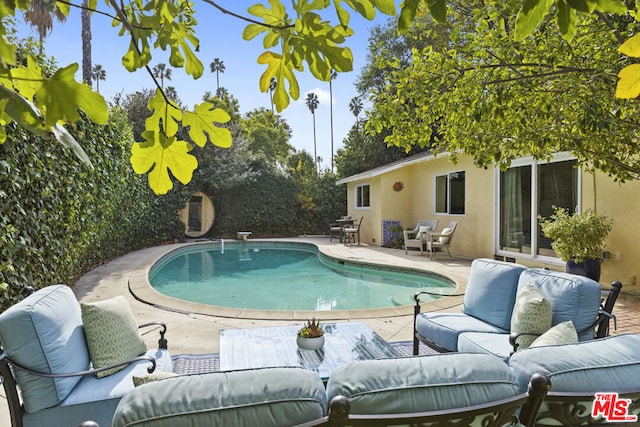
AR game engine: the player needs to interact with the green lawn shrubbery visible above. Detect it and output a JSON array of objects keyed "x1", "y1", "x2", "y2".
[{"x1": 0, "y1": 109, "x2": 187, "y2": 311}]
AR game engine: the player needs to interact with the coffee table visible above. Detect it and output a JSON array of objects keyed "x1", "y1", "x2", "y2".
[{"x1": 219, "y1": 322, "x2": 400, "y2": 381}]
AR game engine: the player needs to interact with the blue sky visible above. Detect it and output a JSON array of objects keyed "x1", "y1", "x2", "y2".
[{"x1": 16, "y1": 3, "x2": 396, "y2": 171}]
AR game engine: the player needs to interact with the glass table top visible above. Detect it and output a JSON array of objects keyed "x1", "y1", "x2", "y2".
[{"x1": 219, "y1": 322, "x2": 400, "y2": 381}]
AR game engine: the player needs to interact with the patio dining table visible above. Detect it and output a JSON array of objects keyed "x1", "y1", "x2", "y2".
[{"x1": 334, "y1": 218, "x2": 355, "y2": 243}]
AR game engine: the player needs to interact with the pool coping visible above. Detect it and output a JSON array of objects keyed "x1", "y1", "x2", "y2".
[{"x1": 128, "y1": 238, "x2": 468, "y2": 321}]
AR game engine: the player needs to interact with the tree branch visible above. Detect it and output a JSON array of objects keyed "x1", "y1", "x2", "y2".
[
  {"x1": 200, "y1": 0, "x2": 294, "y2": 30},
  {"x1": 594, "y1": 10, "x2": 625, "y2": 45},
  {"x1": 56, "y1": 0, "x2": 151, "y2": 30}
]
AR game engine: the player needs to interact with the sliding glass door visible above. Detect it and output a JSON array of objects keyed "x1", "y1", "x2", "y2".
[{"x1": 498, "y1": 158, "x2": 578, "y2": 258}]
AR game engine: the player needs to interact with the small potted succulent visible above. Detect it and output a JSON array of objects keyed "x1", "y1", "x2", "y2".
[
  {"x1": 539, "y1": 206, "x2": 613, "y2": 282},
  {"x1": 296, "y1": 318, "x2": 325, "y2": 350}
]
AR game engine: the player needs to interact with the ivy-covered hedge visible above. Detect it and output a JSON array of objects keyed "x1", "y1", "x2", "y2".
[
  {"x1": 207, "y1": 167, "x2": 346, "y2": 237},
  {"x1": 0, "y1": 109, "x2": 187, "y2": 311}
]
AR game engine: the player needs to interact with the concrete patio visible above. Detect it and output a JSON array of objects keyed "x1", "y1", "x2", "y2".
[{"x1": 1, "y1": 236, "x2": 638, "y2": 425}]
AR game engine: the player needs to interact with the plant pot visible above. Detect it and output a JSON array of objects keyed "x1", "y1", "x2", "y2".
[
  {"x1": 566, "y1": 259, "x2": 601, "y2": 282},
  {"x1": 296, "y1": 335, "x2": 325, "y2": 351}
]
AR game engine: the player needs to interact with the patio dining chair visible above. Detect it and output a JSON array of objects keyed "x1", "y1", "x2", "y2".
[
  {"x1": 343, "y1": 217, "x2": 363, "y2": 245},
  {"x1": 403, "y1": 220, "x2": 439, "y2": 255},
  {"x1": 329, "y1": 216, "x2": 351, "y2": 243},
  {"x1": 425, "y1": 221, "x2": 458, "y2": 260}
]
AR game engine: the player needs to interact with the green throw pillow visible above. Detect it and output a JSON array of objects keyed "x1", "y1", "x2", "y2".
[
  {"x1": 530, "y1": 321, "x2": 578, "y2": 348},
  {"x1": 133, "y1": 372, "x2": 178, "y2": 387},
  {"x1": 81, "y1": 296, "x2": 148, "y2": 378},
  {"x1": 511, "y1": 282, "x2": 552, "y2": 350}
]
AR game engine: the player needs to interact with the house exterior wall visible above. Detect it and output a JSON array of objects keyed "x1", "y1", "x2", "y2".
[
  {"x1": 581, "y1": 171, "x2": 640, "y2": 289},
  {"x1": 343, "y1": 155, "x2": 640, "y2": 293}
]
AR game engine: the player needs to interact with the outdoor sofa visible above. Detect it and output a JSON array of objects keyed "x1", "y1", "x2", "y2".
[
  {"x1": 110, "y1": 335, "x2": 640, "y2": 427},
  {"x1": 0, "y1": 285, "x2": 173, "y2": 427},
  {"x1": 413, "y1": 258, "x2": 622, "y2": 359}
]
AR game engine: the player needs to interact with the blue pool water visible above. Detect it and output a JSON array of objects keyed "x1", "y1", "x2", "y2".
[{"x1": 149, "y1": 242, "x2": 455, "y2": 311}]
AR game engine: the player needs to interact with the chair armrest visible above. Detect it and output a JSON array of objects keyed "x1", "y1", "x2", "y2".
[
  {"x1": 139, "y1": 321, "x2": 168, "y2": 349},
  {"x1": 414, "y1": 290, "x2": 465, "y2": 304},
  {"x1": 3, "y1": 353, "x2": 157, "y2": 378},
  {"x1": 509, "y1": 332, "x2": 543, "y2": 354}
]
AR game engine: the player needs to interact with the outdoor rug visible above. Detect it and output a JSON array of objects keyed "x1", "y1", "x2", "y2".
[{"x1": 172, "y1": 341, "x2": 438, "y2": 375}]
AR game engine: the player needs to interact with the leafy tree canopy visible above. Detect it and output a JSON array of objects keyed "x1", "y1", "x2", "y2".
[
  {"x1": 366, "y1": 0, "x2": 640, "y2": 182},
  {"x1": 242, "y1": 107, "x2": 293, "y2": 167},
  {"x1": 2, "y1": 0, "x2": 640, "y2": 196},
  {"x1": 1, "y1": 0, "x2": 397, "y2": 195}
]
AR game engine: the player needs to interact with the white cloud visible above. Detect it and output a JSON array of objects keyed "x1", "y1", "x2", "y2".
[{"x1": 297, "y1": 87, "x2": 333, "y2": 108}]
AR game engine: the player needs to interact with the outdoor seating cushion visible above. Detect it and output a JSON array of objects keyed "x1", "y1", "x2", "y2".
[
  {"x1": 81, "y1": 296, "x2": 148, "y2": 378},
  {"x1": 462, "y1": 259, "x2": 526, "y2": 330},
  {"x1": 517, "y1": 269, "x2": 601, "y2": 341},
  {"x1": 416, "y1": 313, "x2": 508, "y2": 352},
  {"x1": 326, "y1": 353, "x2": 521, "y2": 415},
  {"x1": 415, "y1": 258, "x2": 524, "y2": 351},
  {"x1": 0, "y1": 285, "x2": 90, "y2": 413},
  {"x1": 457, "y1": 332, "x2": 514, "y2": 362},
  {"x1": 508, "y1": 333, "x2": 640, "y2": 393},
  {"x1": 112, "y1": 367, "x2": 327, "y2": 427},
  {"x1": 21, "y1": 348, "x2": 172, "y2": 427},
  {"x1": 529, "y1": 321, "x2": 578, "y2": 348},
  {"x1": 510, "y1": 283, "x2": 552, "y2": 349}
]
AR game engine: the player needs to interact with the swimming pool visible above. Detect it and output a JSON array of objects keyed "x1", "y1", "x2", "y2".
[{"x1": 149, "y1": 242, "x2": 455, "y2": 312}]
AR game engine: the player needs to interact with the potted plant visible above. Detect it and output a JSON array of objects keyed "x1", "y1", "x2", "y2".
[
  {"x1": 539, "y1": 206, "x2": 613, "y2": 282},
  {"x1": 296, "y1": 318, "x2": 325, "y2": 350}
]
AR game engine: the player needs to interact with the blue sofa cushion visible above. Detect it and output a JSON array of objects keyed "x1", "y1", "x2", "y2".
[
  {"x1": 326, "y1": 353, "x2": 520, "y2": 414},
  {"x1": 60, "y1": 348, "x2": 172, "y2": 406},
  {"x1": 112, "y1": 367, "x2": 327, "y2": 427},
  {"x1": 517, "y1": 269, "x2": 601, "y2": 340},
  {"x1": 0, "y1": 285, "x2": 90, "y2": 413},
  {"x1": 509, "y1": 334, "x2": 640, "y2": 393},
  {"x1": 457, "y1": 332, "x2": 513, "y2": 362},
  {"x1": 463, "y1": 259, "x2": 526, "y2": 330},
  {"x1": 20, "y1": 349, "x2": 171, "y2": 427},
  {"x1": 416, "y1": 312, "x2": 508, "y2": 352}
]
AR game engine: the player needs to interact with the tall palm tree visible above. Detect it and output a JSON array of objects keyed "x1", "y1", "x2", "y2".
[
  {"x1": 268, "y1": 77, "x2": 277, "y2": 113},
  {"x1": 81, "y1": 0, "x2": 92, "y2": 85},
  {"x1": 305, "y1": 92, "x2": 319, "y2": 172},
  {"x1": 349, "y1": 96, "x2": 363, "y2": 128},
  {"x1": 23, "y1": 0, "x2": 66, "y2": 54},
  {"x1": 210, "y1": 58, "x2": 225, "y2": 92},
  {"x1": 91, "y1": 64, "x2": 106, "y2": 93},
  {"x1": 329, "y1": 69, "x2": 337, "y2": 172},
  {"x1": 152, "y1": 63, "x2": 172, "y2": 89}
]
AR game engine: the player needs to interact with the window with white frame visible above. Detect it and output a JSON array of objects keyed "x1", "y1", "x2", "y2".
[
  {"x1": 435, "y1": 171, "x2": 465, "y2": 214},
  {"x1": 498, "y1": 158, "x2": 578, "y2": 257},
  {"x1": 355, "y1": 183, "x2": 370, "y2": 209}
]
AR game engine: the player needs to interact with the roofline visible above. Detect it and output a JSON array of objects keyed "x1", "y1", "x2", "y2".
[{"x1": 336, "y1": 151, "x2": 451, "y2": 185}]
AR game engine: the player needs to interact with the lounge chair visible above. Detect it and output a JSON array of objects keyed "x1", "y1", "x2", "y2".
[
  {"x1": 343, "y1": 217, "x2": 363, "y2": 245},
  {"x1": 425, "y1": 221, "x2": 457, "y2": 260},
  {"x1": 0, "y1": 285, "x2": 172, "y2": 427},
  {"x1": 403, "y1": 220, "x2": 439, "y2": 255}
]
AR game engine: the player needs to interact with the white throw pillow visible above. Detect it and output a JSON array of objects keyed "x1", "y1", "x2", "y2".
[
  {"x1": 530, "y1": 321, "x2": 578, "y2": 348},
  {"x1": 438, "y1": 227, "x2": 452, "y2": 243},
  {"x1": 417, "y1": 225, "x2": 432, "y2": 238},
  {"x1": 510, "y1": 283, "x2": 553, "y2": 350}
]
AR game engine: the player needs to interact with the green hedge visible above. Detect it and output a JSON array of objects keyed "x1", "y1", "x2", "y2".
[
  {"x1": 0, "y1": 109, "x2": 187, "y2": 310},
  {"x1": 206, "y1": 168, "x2": 346, "y2": 237}
]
